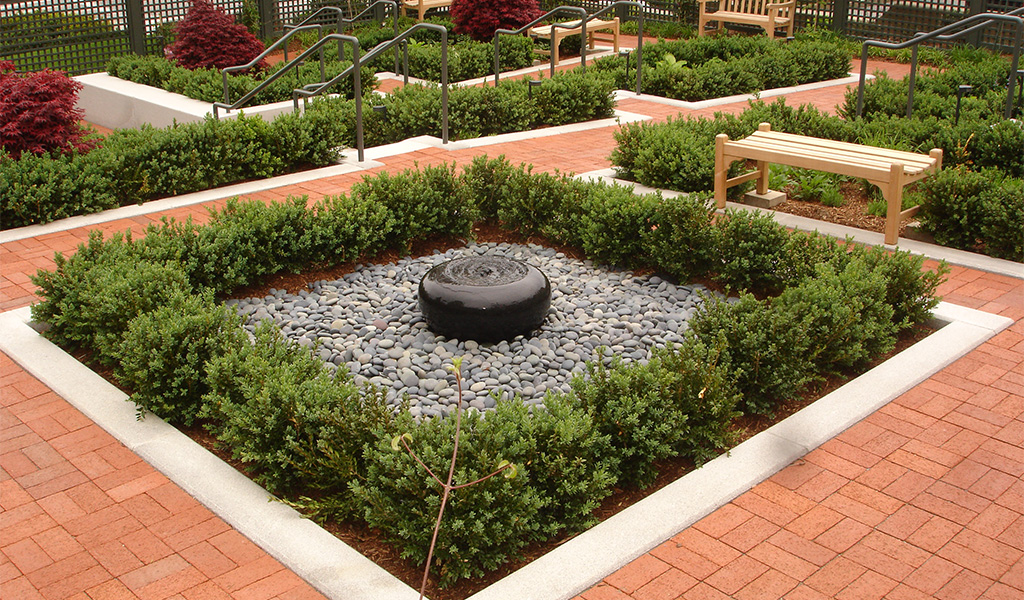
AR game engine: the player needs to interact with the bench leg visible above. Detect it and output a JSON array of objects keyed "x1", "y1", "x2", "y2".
[
  {"x1": 714, "y1": 134, "x2": 729, "y2": 209},
  {"x1": 883, "y1": 162, "x2": 904, "y2": 245},
  {"x1": 756, "y1": 160, "x2": 769, "y2": 195}
]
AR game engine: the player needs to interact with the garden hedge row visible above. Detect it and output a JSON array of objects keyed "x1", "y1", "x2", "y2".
[
  {"x1": 592, "y1": 32, "x2": 852, "y2": 101},
  {"x1": 1, "y1": 70, "x2": 614, "y2": 229},
  {"x1": 612, "y1": 47, "x2": 1024, "y2": 262},
  {"x1": 31, "y1": 156, "x2": 946, "y2": 586}
]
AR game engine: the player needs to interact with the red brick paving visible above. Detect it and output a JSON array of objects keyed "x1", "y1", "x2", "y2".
[{"x1": 3, "y1": 58, "x2": 1023, "y2": 600}]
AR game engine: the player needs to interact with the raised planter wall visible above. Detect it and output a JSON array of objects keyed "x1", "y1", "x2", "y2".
[{"x1": 75, "y1": 73, "x2": 296, "y2": 130}]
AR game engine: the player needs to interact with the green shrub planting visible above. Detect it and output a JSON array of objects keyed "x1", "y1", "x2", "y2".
[
  {"x1": 612, "y1": 44, "x2": 1022, "y2": 262},
  {"x1": 353, "y1": 404, "x2": 546, "y2": 587},
  {"x1": 592, "y1": 35, "x2": 850, "y2": 102},
  {"x1": 116, "y1": 290, "x2": 247, "y2": 425},
  {"x1": 30, "y1": 156, "x2": 946, "y2": 587},
  {"x1": 204, "y1": 322, "x2": 394, "y2": 515},
  {"x1": 3, "y1": 70, "x2": 611, "y2": 230},
  {"x1": 688, "y1": 293, "x2": 817, "y2": 415},
  {"x1": 918, "y1": 167, "x2": 1024, "y2": 261}
]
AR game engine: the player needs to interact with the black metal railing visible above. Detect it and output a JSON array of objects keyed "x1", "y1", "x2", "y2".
[
  {"x1": 493, "y1": 6, "x2": 588, "y2": 83},
  {"x1": 855, "y1": 7, "x2": 1023, "y2": 119},
  {"x1": 218, "y1": 24, "x2": 327, "y2": 107},
  {"x1": 286, "y1": 22, "x2": 450, "y2": 162}
]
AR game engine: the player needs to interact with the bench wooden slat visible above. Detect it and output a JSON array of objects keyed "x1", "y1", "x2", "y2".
[
  {"x1": 725, "y1": 141, "x2": 897, "y2": 182},
  {"x1": 728, "y1": 136, "x2": 937, "y2": 179},
  {"x1": 714, "y1": 122, "x2": 942, "y2": 245},
  {"x1": 702, "y1": 11, "x2": 792, "y2": 27},
  {"x1": 529, "y1": 18, "x2": 619, "y2": 65},
  {"x1": 748, "y1": 131, "x2": 938, "y2": 171},
  {"x1": 697, "y1": 0, "x2": 796, "y2": 39}
]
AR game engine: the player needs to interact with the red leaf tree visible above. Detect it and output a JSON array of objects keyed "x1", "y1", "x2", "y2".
[
  {"x1": 450, "y1": 0, "x2": 544, "y2": 42},
  {"x1": 167, "y1": 0, "x2": 267, "y2": 71},
  {"x1": 0, "y1": 61, "x2": 98, "y2": 158}
]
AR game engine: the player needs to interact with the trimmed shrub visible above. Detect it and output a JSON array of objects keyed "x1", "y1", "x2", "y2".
[
  {"x1": 978, "y1": 178, "x2": 1024, "y2": 262},
  {"x1": 567, "y1": 343, "x2": 739, "y2": 488},
  {"x1": 712, "y1": 209, "x2": 793, "y2": 293},
  {"x1": 300, "y1": 193, "x2": 398, "y2": 266},
  {"x1": 0, "y1": 61, "x2": 98, "y2": 158},
  {"x1": 167, "y1": 0, "x2": 266, "y2": 71},
  {"x1": 116, "y1": 290, "x2": 247, "y2": 425},
  {"x1": 772, "y1": 260, "x2": 896, "y2": 371},
  {"x1": 642, "y1": 192, "x2": 718, "y2": 281},
  {"x1": 852, "y1": 245, "x2": 949, "y2": 330},
  {"x1": 564, "y1": 183, "x2": 660, "y2": 268},
  {"x1": 688, "y1": 293, "x2": 817, "y2": 415},
  {"x1": 348, "y1": 163, "x2": 476, "y2": 250},
  {"x1": 917, "y1": 166, "x2": 997, "y2": 251},
  {"x1": 30, "y1": 244, "x2": 192, "y2": 366},
  {"x1": 203, "y1": 322, "x2": 394, "y2": 514},
  {"x1": 352, "y1": 405, "x2": 546, "y2": 587}
]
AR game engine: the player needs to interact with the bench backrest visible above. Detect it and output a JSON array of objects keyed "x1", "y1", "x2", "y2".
[{"x1": 719, "y1": 0, "x2": 793, "y2": 15}]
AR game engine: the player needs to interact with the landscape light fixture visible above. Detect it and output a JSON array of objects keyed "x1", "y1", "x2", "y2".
[
  {"x1": 955, "y1": 84, "x2": 972, "y2": 125},
  {"x1": 372, "y1": 105, "x2": 388, "y2": 121},
  {"x1": 619, "y1": 48, "x2": 632, "y2": 82},
  {"x1": 528, "y1": 78, "x2": 542, "y2": 100}
]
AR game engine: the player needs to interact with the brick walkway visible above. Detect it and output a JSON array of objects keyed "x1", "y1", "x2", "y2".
[{"x1": 2, "y1": 59, "x2": 1022, "y2": 600}]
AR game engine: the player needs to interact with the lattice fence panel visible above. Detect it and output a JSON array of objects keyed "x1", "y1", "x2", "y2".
[{"x1": 1, "y1": 0, "x2": 131, "y2": 74}]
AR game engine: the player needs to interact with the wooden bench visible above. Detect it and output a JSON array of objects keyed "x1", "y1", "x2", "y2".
[
  {"x1": 528, "y1": 17, "x2": 620, "y2": 65},
  {"x1": 714, "y1": 123, "x2": 943, "y2": 245},
  {"x1": 697, "y1": 0, "x2": 796, "y2": 40},
  {"x1": 402, "y1": 0, "x2": 452, "y2": 21}
]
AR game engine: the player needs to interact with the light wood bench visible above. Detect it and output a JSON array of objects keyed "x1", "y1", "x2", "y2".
[
  {"x1": 697, "y1": 0, "x2": 796, "y2": 40},
  {"x1": 529, "y1": 17, "x2": 620, "y2": 65},
  {"x1": 402, "y1": 0, "x2": 452, "y2": 21},
  {"x1": 714, "y1": 123, "x2": 943, "y2": 245}
]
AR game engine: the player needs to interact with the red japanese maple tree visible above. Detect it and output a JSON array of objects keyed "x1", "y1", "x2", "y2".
[
  {"x1": 450, "y1": 0, "x2": 544, "y2": 42},
  {"x1": 167, "y1": 0, "x2": 267, "y2": 71},
  {"x1": 0, "y1": 61, "x2": 98, "y2": 158}
]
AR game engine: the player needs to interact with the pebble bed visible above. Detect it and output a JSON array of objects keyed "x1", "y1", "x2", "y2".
[{"x1": 227, "y1": 243, "x2": 715, "y2": 418}]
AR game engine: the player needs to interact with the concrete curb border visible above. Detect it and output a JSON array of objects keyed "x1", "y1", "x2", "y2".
[
  {"x1": 0, "y1": 296, "x2": 1011, "y2": 600},
  {"x1": 467, "y1": 305, "x2": 1010, "y2": 600}
]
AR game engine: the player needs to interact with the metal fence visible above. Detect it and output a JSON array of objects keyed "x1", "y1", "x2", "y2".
[{"x1": 1, "y1": 0, "x2": 1021, "y2": 75}]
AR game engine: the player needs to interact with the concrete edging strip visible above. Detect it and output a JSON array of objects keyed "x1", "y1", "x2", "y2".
[
  {"x1": 0, "y1": 295, "x2": 1012, "y2": 600},
  {"x1": 0, "y1": 306, "x2": 420, "y2": 600},
  {"x1": 466, "y1": 302, "x2": 1012, "y2": 600}
]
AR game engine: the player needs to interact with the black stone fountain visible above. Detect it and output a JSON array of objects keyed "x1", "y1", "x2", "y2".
[{"x1": 418, "y1": 256, "x2": 551, "y2": 342}]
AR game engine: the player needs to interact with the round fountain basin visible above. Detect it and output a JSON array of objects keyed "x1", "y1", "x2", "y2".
[{"x1": 418, "y1": 256, "x2": 551, "y2": 342}]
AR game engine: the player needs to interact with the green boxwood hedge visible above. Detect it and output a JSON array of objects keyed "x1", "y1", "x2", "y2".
[
  {"x1": 1, "y1": 70, "x2": 614, "y2": 230},
  {"x1": 612, "y1": 45, "x2": 1024, "y2": 262},
  {"x1": 591, "y1": 33, "x2": 852, "y2": 101},
  {"x1": 30, "y1": 155, "x2": 947, "y2": 587}
]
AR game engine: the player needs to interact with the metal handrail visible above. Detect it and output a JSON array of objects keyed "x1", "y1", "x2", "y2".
[
  {"x1": 493, "y1": 6, "x2": 588, "y2": 83},
  {"x1": 286, "y1": 1, "x2": 401, "y2": 72},
  {"x1": 291, "y1": 23, "x2": 451, "y2": 163},
  {"x1": 219, "y1": 24, "x2": 325, "y2": 105},
  {"x1": 855, "y1": 8, "x2": 1023, "y2": 119},
  {"x1": 587, "y1": 1, "x2": 646, "y2": 95}
]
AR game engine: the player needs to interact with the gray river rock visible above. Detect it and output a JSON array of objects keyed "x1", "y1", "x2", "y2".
[{"x1": 226, "y1": 243, "x2": 716, "y2": 415}]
